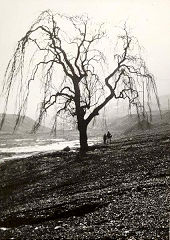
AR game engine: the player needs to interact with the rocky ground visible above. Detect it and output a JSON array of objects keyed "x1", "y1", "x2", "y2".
[{"x1": 0, "y1": 131, "x2": 169, "y2": 239}]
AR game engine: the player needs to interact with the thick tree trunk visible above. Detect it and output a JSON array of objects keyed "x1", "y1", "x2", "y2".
[
  {"x1": 73, "y1": 81, "x2": 88, "y2": 152},
  {"x1": 79, "y1": 122, "x2": 88, "y2": 152}
]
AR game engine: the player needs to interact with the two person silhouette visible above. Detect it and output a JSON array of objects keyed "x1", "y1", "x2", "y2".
[{"x1": 103, "y1": 131, "x2": 112, "y2": 144}]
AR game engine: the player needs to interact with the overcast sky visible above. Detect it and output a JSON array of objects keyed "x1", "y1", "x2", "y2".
[{"x1": 0, "y1": 0, "x2": 170, "y2": 117}]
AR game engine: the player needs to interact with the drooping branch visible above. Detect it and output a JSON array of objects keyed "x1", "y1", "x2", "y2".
[
  {"x1": 0, "y1": 11, "x2": 160, "y2": 151},
  {"x1": 85, "y1": 27, "x2": 160, "y2": 125}
]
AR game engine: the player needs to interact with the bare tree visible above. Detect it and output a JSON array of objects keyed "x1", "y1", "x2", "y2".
[{"x1": 0, "y1": 10, "x2": 160, "y2": 151}]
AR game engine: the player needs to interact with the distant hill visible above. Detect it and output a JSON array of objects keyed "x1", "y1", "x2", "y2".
[
  {"x1": 108, "y1": 110, "x2": 170, "y2": 135},
  {"x1": 0, "y1": 114, "x2": 50, "y2": 135},
  {"x1": 108, "y1": 114, "x2": 138, "y2": 134},
  {"x1": 103, "y1": 93, "x2": 170, "y2": 121}
]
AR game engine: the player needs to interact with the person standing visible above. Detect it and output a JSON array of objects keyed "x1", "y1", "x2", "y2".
[
  {"x1": 107, "y1": 131, "x2": 112, "y2": 143},
  {"x1": 103, "y1": 133, "x2": 107, "y2": 144}
]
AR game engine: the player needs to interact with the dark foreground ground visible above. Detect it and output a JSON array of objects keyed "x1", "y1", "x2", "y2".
[{"x1": 0, "y1": 131, "x2": 169, "y2": 239}]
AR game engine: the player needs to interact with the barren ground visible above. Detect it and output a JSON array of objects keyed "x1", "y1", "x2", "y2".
[{"x1": 0, "y1": 131, "x2": 169, "y2": 239}]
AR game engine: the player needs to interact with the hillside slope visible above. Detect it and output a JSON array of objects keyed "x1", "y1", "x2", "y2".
[
  {"x1": 0, "y1": 131, "x2": 169, "y2": 239},
  {"x1": 0, "y1": 114, "x2": 50, "y2": 134},
  {"x1": 108, "y1": 111, "x2": 170, "y2": 135}
]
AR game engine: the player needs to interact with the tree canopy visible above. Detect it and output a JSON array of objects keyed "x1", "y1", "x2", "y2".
[{"x1": 0, "y1": 10, "x2": 160, "y2": 151}]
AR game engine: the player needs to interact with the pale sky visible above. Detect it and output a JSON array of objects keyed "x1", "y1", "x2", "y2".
[{"x1": 0, "y1": 0, "x2": 170, "y2": 117}]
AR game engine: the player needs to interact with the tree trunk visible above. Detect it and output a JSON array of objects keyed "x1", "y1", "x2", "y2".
[{"x1": 79, "y1": 122, "x2": 88, "y2": 152}]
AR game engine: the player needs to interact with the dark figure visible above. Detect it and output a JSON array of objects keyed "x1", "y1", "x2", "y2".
[
  {"x1": 107, "y1": 131, "x2": 112, "y2": 143},
  {"x1": 63, "y1": 146, "x2": 70, "y2": 152},
  {"x1": 103, "y1": 133, "x2": 107, "y2": 144}
]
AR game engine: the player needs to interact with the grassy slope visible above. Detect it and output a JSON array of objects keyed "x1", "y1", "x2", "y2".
[{"x1": 0, "y1": 131, "x2": 169, "y2": 239}]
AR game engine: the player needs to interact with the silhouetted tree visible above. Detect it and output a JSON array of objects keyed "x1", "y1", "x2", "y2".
[{"x1": 0, "y1": 10, "x2": 160, "y2": 151}]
